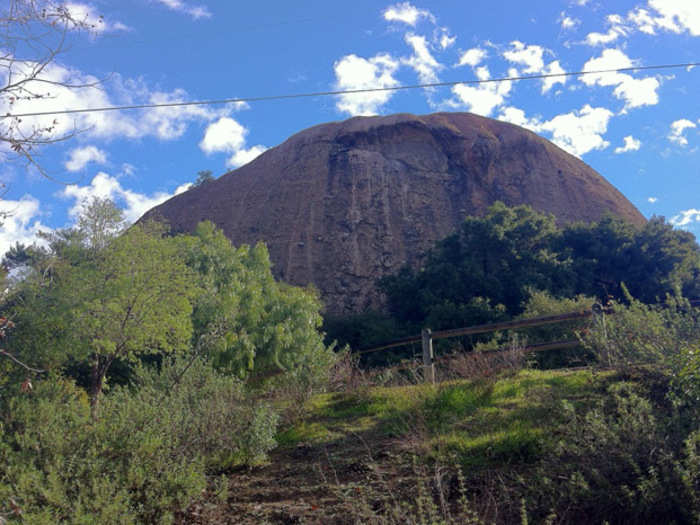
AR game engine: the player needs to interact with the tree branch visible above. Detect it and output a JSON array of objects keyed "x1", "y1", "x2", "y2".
[{"x1": 0, "y1": 349, "x2": 45, "y2": 374}]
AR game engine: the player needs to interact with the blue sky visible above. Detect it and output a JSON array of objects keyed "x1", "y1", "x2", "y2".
[{"x1": 1, "y1": 0, "x2": 699, "y2": 255}]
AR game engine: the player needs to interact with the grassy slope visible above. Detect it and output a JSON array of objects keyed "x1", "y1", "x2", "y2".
[
  {"x1": 279, "y1": 368, "x2": 616, "y2": 468},
  {"x1": 182, "y1": 368, "x2": 628, "y2": 524}
]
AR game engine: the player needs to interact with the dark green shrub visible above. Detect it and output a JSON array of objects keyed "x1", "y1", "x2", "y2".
[
  {"x1": 581, "y1": 295, "x2": 700, "y2": 370},
  {"x1": 526, "y1": 381, "x2": 700, "y2": 524},
  {"x1": 515, "y1": 291, "x2": 596, "y2": 368},
  {"x1": 0, "y1": 357, "x2": 279, "y2": 523}
]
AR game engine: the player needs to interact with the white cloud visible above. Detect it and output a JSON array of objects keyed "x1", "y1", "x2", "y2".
[
  {"x1": 502, "y1": 41, "x2": 566, "y2": 93},
  {"x1": 0, "y1": 196, "x2": 50, "y2": 257},
  {"x1": 498, "y1": 106, "x2": 540, "y2": 131},
  {"x1": 402, "y1": 33, "x2": 442, "y2": 84},
  {"x1": 152, "y1": 0, "x2": 211, "y2": 19},
  {"x1": 648, "y1": 197, "x2": 658, "y2": 203},
  {"x1": 200, "y1": 117, "x2": 246, "y2": 154},
  {"x1": 499, "y1": 104, "x2": 614, "y2": 157},
  {"x1": 503, "y1": 41, "x2": 545, "y2": 73},
  {"x1": 199, "y1": 117, "x2": 267, "y2": 168},
  {"x1": 64, "y1": 3, "x2": 130, "y2": 32},
  {"x1": 227, "y1": 145, "x2": 267, "y2": 168},
  {"x1": 383, "y1": 2, "x2": 435, "y2": 26},
  {"x1": 581, "y1": 49, "x2": 660, "y2": 111},
  {"x1": 439, "y1": 31, "x2": 456, "y2": 49},
  {"x1": 64, "y1": 145, "x2": 107, "y2": 172},
  {"x1": 668, "y1": 119, "x2": 697, "y2": 145},
  {"x1": 457, "y1": 48, "x2": 487, "y2": 67},
  {"x1": 631, "y1": 0, "x2": 700, "y2": 36},
  {"x1": 447, "y1": 66, "x2": 514, "y2": 117},
  {"x1": 559, "y1": 13, "x2": 580, "y2": 30},
  {"x1": 628, "y1": 8, "x2": 660, "y2": 34},
  {"x1": 539, "y1": 105, "x2": 613, "y2": 156},
  {"x1": 592, "y1": 2, "x2": 700, "y2": 41},
  {"x1": 585, "y1": 14, "x2": 629, "y2": 45},
  {"x1": 61, "y1": 172, "x2": 192, "y2": 224},
  {"x1": 670, "y1": 209, "x2": 700, "y2": 227},
  {"x1": 0, "y1": 62, "x2": 231, "y2": 150},
  {"x1": 333, "y1": 53, "x2": 401, "y2": 116},
  {"x1": 541, "y1": 60, "x2": 567, "y2": 93},
  {"x1": 614, "y1": 135, "x2": 641, "y2": 153}
]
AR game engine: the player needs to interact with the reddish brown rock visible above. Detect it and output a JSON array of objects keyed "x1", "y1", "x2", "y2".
[{"x1": 141, "y1": 112, "x2": 645, "y2": 315}]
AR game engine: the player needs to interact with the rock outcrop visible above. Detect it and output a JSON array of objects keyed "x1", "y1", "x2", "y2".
[{"x1": 141, "y1": 112, "x2": 645, "y2": 315}]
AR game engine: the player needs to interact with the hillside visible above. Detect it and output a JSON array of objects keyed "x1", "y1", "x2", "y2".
[
  {"x1": 178, "y1": 367, "x2": 670, "y2": 524},
  {"x1": 142, "y1": 112, "x2": 645, "y2": 315}
]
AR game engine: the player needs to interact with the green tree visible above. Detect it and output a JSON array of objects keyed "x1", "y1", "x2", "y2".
[
  {"x1": 559, "y1": 215, "x2": 700, "y2": 303},
  {"x1": 76, "y1": 196, "x2": 126, "y2": 251},
  {"x1": 2, "y1": 221, "x2": 196, "y2": 416},
  {"x1": 380, "y1": 202, "x2": 571, "y2": 331},
  {"x1": 65, "y1": 223, "x2": 195, "y2": 416},
  {"x1": 379, "y1": 205, "x2": 700, "y2": 343},
  {"x1": 180, "y1": 221, "x2": 335, "y2": 392},
  {"x1": 193, "y1": 169, "x2": 215, "y2": 187}
]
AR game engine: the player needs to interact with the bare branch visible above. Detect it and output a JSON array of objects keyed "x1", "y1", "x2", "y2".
[
  {"x1": 1, "y1": 0, "x2": 99, "y2": 183},
  {"x1": 0, "y1": 349, "x2": 45, "y2": 374}
]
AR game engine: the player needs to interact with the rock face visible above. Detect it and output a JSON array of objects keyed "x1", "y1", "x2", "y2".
[{"x1": 142, "y1": 112, "x2": 645, "y2": 315}]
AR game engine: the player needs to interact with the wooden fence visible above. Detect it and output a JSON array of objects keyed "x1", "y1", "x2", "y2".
[{"x1": 357, "y1": 306, "x2": 604, "y2": 384}]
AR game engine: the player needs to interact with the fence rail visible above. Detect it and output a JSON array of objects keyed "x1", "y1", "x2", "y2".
[
  {"x1": 356, "y1": 306, "x2": 602, "y2": 384},
  {"x1": 357, "y1": 309, "x2": 595, "y2": 355},
  {"x1": 353, "y1": 299, "x2": 700, "y2": 384}
]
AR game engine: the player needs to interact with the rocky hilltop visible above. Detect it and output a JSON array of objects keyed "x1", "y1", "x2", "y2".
[{"x1": 142, "y1": 112, "x2": 645, "y2": 315}]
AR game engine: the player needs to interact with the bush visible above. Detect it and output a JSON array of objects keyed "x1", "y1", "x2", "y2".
[
  {"x1": 581, "y1": 295, "x2": 700, "y2": 371},
  {"x1": 515, "y1": 291, "x2": 596, "y2": 369},
  {"x1": 529, "y1": 381, "x2": 700, "y2": 524},
  {"x1": 0, "y1": 357, "x2": 279, "y2": 523}
]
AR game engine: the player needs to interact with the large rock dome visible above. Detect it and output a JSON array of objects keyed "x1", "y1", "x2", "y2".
[{"x1": 142, "y1": 112, "x2": 644, "y2": 315}]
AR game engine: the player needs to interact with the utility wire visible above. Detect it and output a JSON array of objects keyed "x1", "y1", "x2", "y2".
[{"x1": 3, "y1": 61, "x2": 699, "y2": 119}]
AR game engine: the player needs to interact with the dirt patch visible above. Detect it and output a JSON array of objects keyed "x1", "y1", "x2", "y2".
[{"x1": 179, "y1": 431, "x2": 413, "y2": 524}]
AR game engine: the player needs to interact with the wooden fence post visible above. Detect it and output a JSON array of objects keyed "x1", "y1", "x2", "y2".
[
  {"x1": 421, "y1": 328, "x2": 435, "y2": 384},
  {"x1": 592, "y1": 303, "x2": 610, "y2": 366}
]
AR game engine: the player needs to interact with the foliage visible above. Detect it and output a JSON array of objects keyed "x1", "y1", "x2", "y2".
[
  {"x1": 0, "y1": 358, "x2": 279, "y2": 523},
  {"x1": 380, "y1": 202, "x2": 569, "y2": 331},
  {"x1": 0, "y1": 211, "x2": 336, "y2": 520},
  {"x1": 323, "y1": 310, "x2": 405, "y2": 351},
  {"x1": 2, "y1": 216, "x2": 335, "y2": 415},
  {"x1": 180, "y1": 221, "x2": 336, "y2": 397},
  {"x1": 364, "y1": 204, "x2": 700, "y2": 367},
  {"x1": 323, "y1": 310, "x2": 412, "y2": 367},
  {"x1": 76, "y1": 196, "x2": 126, "y2": 251},
  {"x1": 581, "y1": 295, "x2": 700, "y2": 370},
  {"x1": 528, "y1": 381, "x2": 700, "y2": 524},
  {"x1": 59, "y1": 222, "x2": 195, "y2": 413},
  {"x1": 513, "y1": 291, "x2": 597, "y2": 368},
  {"x1": 340, "y1": 459, "x2": 484, "y2": 525},
  {"x1": 559, "y1": 215, "x2": 700, "y2": 303},
  {"x1": 193, "y1": 169, "x2": 215, "y2": 187}
]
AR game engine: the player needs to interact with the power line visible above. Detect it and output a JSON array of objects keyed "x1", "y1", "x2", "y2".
[{"x1": 3, "y1": 61, "x2": 699, "y2": 119}]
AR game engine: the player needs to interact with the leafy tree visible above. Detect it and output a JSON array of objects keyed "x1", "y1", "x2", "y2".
[
  {"x1": 1, "y1": 242, "x2": 40, "y2": 270},
  {"x1": 560, "y1": 215, "x2": 700, "y2": 303},
  {"x1": 76, "y1": 196, "x2": 126, "y2": 251},
  {"x1": 376, "y1": 204, "x2": 700, "y2": 355},
  {"x1": 193, "y1": 169, "x2": 215, "y2": 187},
  {"x1": 179, "y1": 221, "x2": 335, "y2": 391},
  {"x1": 380, "y1": 202, "x2": 571, "y2": 331},
  {"x1": 65, "y1": 223, "x2": 195, "y2": 415},
  {"x1": 1, "y1": 221, "x2": 196, "y2": 416}
]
